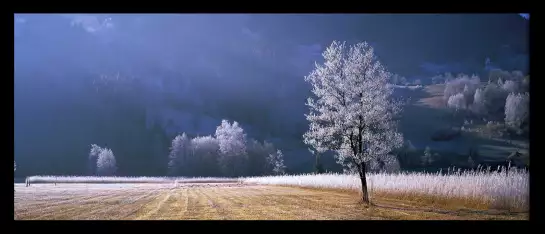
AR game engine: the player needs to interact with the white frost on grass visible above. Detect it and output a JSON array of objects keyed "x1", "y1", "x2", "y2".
[{"x1": 241, "y1": 168, "x2": 528, "y2": 211}]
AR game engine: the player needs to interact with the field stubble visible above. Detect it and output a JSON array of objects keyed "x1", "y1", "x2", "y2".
[{"x1": 14, "y1": 183, "x2": 527, "y2": 220}]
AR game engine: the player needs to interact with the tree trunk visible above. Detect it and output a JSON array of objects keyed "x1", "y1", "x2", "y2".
[{"x1": 358, "y1": 164, "x2": 370, "y2": 205}]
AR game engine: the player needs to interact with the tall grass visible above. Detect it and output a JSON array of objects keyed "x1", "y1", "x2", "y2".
[
  {"x1": 241, "y1": 167, "x2": 529, "y2": 211},
  {"x1": 24, "y1": 167, "x2": 528, "y2": 211},
  {"x1": 26, "y1": 176, "x2": 237, "y2": 184}
]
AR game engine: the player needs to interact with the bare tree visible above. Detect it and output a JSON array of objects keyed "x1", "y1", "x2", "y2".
[
  {"x1": 268, "y1": 149, "x2": 286, "y2": 175},
  {"x1": 303, "y1": 41, "x2": 403, "y2": 204}
]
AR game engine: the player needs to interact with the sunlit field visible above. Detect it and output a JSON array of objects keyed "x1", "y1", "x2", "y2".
[
  {"x1": 242, "y1": 167, "x2": 529, "y2": 212},
  {"x1": 15, "y1": 168, "x2": 528, "y2": 220}
]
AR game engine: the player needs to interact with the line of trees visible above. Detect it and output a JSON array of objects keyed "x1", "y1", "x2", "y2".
[
  {"x1": 84, "y1": 120, "x2": 285, "y2": 178},
  {"x1": 441, "y1": 70, "x2": 529, "y2": 133},
  {"x1": 167, "y1": 119, "x2": 286, "y2": 177}
]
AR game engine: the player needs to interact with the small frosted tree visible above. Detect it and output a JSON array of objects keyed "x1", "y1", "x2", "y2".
[
  {"x1": 472, "y1": 88, "x2": 485, "y2": 115},
  {"x1": 96, "y1": 148, "x2": 117, "y2": 176},
  {"x1": 444, "y1": 74, "x2": 480, "y2": 104},
  {"x1": 447, "y1": 93, "x2": 466, "y2": 111},
  {"x1": 168, "y1": 133, "x2": 191, "y2": 176},
  {"x1": 268, "y1": 149, "x2": 286, "y2": 175},
  {"x1": 89, "y1": 144, "x2": 103, "y2": 175},
  {"x1": 303, "y1": 41, "x2": 403, "y2": 204},
  {"x1": 505, "y1": 92, "x2": 529, "y2": 130},
  {"x1": 215, "y1": 120, "x2": 248, "y2": 177}
]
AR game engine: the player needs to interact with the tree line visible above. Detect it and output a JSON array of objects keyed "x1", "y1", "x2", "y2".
[{"x1": 87, "y1": 119, "x2": 286, "y2": 177}]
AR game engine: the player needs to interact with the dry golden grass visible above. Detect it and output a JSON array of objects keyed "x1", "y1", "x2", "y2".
[{"x1": 14, "y1": 183, "x2": 528, "y2": 220}]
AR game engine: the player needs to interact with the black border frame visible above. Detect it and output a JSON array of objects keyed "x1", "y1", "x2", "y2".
[{"x1": 7, "y1": 3, "x2": 537, "y2": 232}]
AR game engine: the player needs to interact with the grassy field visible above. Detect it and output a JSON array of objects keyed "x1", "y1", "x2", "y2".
[
  {"x1": 15, "y1": 170, "x2": 528, "y2": 220},
  {"x1": 14, "y1": 183, "x2": 527, "y2": 220}
]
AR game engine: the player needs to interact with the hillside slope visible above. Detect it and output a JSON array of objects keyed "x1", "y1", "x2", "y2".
[{"x1": 396, "y1": 84, "x2": 528, "y2": 166}]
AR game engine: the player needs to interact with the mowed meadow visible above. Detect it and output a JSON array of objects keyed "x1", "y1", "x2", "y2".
[{"x1": 15, "y1": 167, "x2": 529, "y2": 220}]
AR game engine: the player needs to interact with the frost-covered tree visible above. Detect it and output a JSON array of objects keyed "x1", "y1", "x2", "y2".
[
  {"x1": 483, "y1": 82, "x2": 508, "y2": 117},
  {"x1": 215, "y1": 120, "x2": 248, "y2": 177},
  {"x1": 96, "y1": 148, "x2": 117, "y2": 176},
  {"x1": 89, "y1": 144, "x2": 103, "y2": 175},
  {"x1": 443, "y1": 74, "x2": 480, "y2": 105},
  {"x1": 191, "y1": 135, "x2": 221, "y2": 177},
  {"x1": 268, "y1": 149, "x2": 286, "y2": 175},
  {"x1": 505, "y1": 92, "x2": 529, "y2": 130},
  {"x1": 303, "y1": 41, "x2": 403, "y2": 204},
  {"x1": 502, "y1": 80, "x2": 519, "y2": 94},
  {"x1": 447, "y1": 93, "x2": 466, "y2": 111},
  {"x1": 472, "y1": 88, "x2": 486, "y2": 115},
  {"x1": 168, "y1": 133, "x2": 191, "y2": 176}
]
